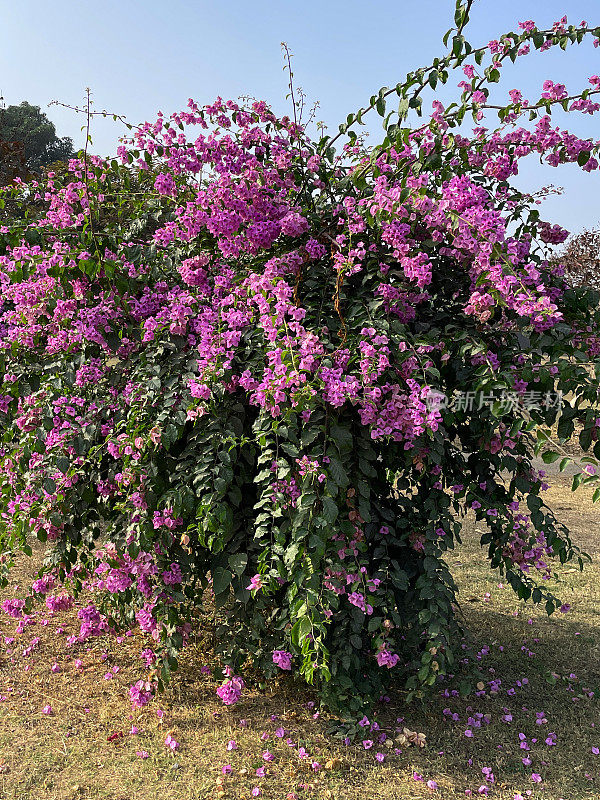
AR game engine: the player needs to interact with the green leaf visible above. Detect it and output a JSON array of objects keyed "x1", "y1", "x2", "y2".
[
  {"x1": 284, "y1": 542, "x2": 301, "y2": 567},
  {"x1": 579, "y1": 428, "x2": 593, "y2": 451},
  {"x1": 322, "y1": 496, "x2": 338, "y2": 523},
  {"x1": 541, "y1": 451, "x2": 561, "y2": 464},
  {"x1": 42, "y1": 478, "x2": 57, "y2": 494},
  {"x1": 212, "y1": 567, "x2": 233, "y2": 595},
  {"x1": 290, "y1": 615, "x2": 311, "y2": 647},
  {"x1": 330, "y1": 425, "x2": 353, "y2": 452},
  {"x1": 454, "y1": 1, "x2": 466, "y2": 26},
  {"x1": 228, "y1": 554, "x2": 248, "y2": 576},
  {"x1": 328, "y1": 457, "x2": 349, "y2": 488},
  {"x1": 55, "y1": 456, "x2": 71, "y2": 474},
  {"x1": 452, "y1": 35, "x2": 465, "y2": 56},
  {"x1": 425, "y1": 152, "x2": 442, "y2": 170}
]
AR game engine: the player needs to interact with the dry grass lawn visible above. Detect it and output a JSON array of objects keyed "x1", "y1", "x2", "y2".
[{"x1": 0, "y1": 474, "x2": 599, "y2": 800}]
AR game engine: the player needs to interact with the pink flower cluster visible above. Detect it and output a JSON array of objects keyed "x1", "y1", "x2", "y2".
[
  {"x1": 272, "y1": 650, "x2": 293, "y2": 670},
  {"x1": 216, "y1": 675, "x2": 245, "y2": 705}
]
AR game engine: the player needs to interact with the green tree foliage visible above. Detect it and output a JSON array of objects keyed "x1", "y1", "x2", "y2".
[{"x1": 0, "y1": 101, "x2": 73, "y2": 174}]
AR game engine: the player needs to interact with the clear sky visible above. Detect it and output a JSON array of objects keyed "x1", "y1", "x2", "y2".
[{"x1": 2, "y1": 0, "x2": 599, "y2": 233}]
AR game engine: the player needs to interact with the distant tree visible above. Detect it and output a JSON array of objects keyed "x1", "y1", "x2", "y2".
[
  {"x1": 555, "y1": 228, "x2": 600, "y2": 291},
  {"x1": 0, "y1": 101, "x2": 73, "y2": 174},
  {"x1": 0, "y1": 140, "x2": 31, "y2": 185}
]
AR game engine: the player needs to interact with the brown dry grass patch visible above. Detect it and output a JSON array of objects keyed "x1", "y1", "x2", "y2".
[{"x1": 0, "y1": 474, "x2": 599, "y2": 799}]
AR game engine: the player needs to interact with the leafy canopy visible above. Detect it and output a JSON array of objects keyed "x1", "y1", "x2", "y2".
[
  {"x1": 1, "y1": 2, "x2": 600, "y2": 714},
  {"x1": 0, "y1": 101, "x2": 74, "y2": 173}
]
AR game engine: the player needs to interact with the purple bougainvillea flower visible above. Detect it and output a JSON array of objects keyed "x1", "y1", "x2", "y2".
[{"x1": 246, "y1": 575, "x2": 263, "y2": 592}]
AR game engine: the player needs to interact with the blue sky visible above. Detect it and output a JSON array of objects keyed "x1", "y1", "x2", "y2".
[{"x1": 2, "y1": 0, "x2": 599, "y2": 233}]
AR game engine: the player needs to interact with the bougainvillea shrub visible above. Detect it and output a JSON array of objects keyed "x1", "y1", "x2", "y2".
[{"x1": 2, "y1": 1, "x2": 600, "y2": 713}]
